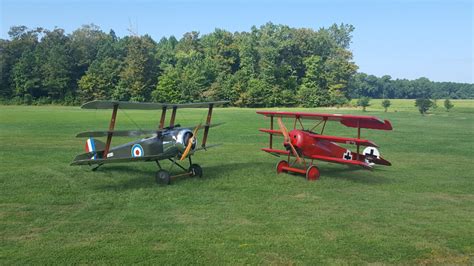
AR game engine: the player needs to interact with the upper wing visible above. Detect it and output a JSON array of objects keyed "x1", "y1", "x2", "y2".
[
  {"x1": 81, "y1": 100, "x2": 228, "y2": 110},
  {"x1": 256, "y1": 111, "x2": 392, "y2": 130}
]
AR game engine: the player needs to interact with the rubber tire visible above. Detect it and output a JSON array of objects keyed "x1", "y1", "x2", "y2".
[
  {"x1": 276, "y1": 160, "x2": 289, "y2": 174},
  {"x1": 156, "y1": 169, "x2": 171, "y2": 185},
  {"x1": 189, "y1": 164, "x2": 203, "y2": 178},
  {"x1": 306, "y1": 165, "x2": 320, "y2": 181}
]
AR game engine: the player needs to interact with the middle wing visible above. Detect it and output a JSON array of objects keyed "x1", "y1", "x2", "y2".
[
  {"x1": 259, "y1": 129, "x2": 378, "y2": 147},
  {"x1": 76, "y1": 122, "x2": 225, "y2": 138}
]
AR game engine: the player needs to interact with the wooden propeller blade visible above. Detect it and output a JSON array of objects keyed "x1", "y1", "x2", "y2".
[
  {"x1": 180, "y1": 123, "x2": 201, "y2": 161},
  {"x1": 276, "y1": 117, "x2": 301, "y2": 163},
  {"x1": 277, "y1": 117, "x2": 289, "y2": 142}
]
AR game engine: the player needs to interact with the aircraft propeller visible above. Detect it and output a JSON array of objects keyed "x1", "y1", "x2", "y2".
[
  {"x1": 276, "y1": 117, "x2": 301, "y2": 163},
  {"x1": 180, "y1": 123, "x2": 201, "y2": 161}
]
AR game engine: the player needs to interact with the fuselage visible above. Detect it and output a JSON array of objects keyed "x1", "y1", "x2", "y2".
[
  {"x1": 287, "y1": 129, "x2": 354, "y2": 160},
  {"x1": 106, "y1": 128, "x2": 196, "y2": 160}
]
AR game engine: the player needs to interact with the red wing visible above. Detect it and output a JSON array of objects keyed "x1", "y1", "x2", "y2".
[
  {"x1": 262, "y1": 148, "x2": 289, "y2": 155},
  {"x1": 256, "y1": 111, "x2": 392, "y2": 130},
  {"x1": 306, "y1": 132, "x2": 378, "y2": 147},
  {"x1": 341, "y1": 119, "x2": 392, "y2": 131},
  {"x1": 259, "y1": 129, "x2": 282, "y2": 135},
  {"x1": 309, "y1": 154, "x2": 372, "y2": 169},
  {"x1": 259, "y1": 129, "x2": 378, "y2": 147},
  {"x1": 261, "y1": 148, "x2": 372, "y2": 169}
]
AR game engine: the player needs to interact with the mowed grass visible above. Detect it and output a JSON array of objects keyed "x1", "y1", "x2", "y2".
[{"x1": 0, "y1": 100, "x2": 473, "y2": 264}]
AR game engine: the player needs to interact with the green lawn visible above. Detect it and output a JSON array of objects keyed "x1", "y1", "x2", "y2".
[{"x1": 1, "y1": 100, "x2": 473, "y2": 264}]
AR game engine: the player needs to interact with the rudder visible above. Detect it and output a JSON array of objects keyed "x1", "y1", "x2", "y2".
[{"x1": 85, "y1": 138, "x2": 106, "y2": 159}]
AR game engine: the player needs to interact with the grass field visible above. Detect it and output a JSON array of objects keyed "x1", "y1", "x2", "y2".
[{"x1": 1, "y1": 100, "x2": 473, "y2": 264}]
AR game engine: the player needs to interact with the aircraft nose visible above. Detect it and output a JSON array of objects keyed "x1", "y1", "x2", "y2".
[
  {"x1": 291, "y1": 130, "x2": 306, "y2": 148},
  {"x1": 289, "y1": 130, "x2": 299, "y2": 147}
]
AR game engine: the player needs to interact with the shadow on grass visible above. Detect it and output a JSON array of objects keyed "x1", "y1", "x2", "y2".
[
  {"x1": 321, "y1": 165, "x2": 393, "y2": 184},
  {"x1": 90, "y1": 160, "x2": 392, "y2": 190},
  {"x1": 92, "y1": 161, "x2": 269, "y2": 190}
]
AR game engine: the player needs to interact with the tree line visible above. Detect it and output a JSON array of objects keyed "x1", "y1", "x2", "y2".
[
  {"x1": 348, "y1": 73, "x2": 472, "y2": 100},
  {"x1": 1, "y1": 23, "x2": 472, "y2": 106}
]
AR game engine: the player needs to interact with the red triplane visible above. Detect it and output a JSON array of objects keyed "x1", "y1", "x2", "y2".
[{"x1": 257, "y1": 111, "x2": 393, "y2": 180}]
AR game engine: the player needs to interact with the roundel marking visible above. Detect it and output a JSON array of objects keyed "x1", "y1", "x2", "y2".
[{"x1": 131, "y1": 144, "x2": 144, "y2": 158}]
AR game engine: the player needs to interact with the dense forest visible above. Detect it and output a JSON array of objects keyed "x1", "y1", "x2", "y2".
[{"x1": 1, "y1": 23, "x2": 472, "y2": 106}]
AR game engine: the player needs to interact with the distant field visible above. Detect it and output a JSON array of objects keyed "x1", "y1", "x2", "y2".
[
  {"x1": 350, "y1": 98, "x2": 474, "y2": 112},
  {"x1": 1, "y1": 100, "x2": 473, "y2": 264}
]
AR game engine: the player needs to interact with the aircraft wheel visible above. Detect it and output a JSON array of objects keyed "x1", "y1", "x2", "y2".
[
  {"x1": 156, "y1": 170, "x2": 171, "y2": 185},
  {"x1": 306, "y1": 165, "x2": 320, "y2": 181},
  {"x1": 189, "y1": 164, "x2": 203, "y2": 178},
  {"x1": 276, "y1": 160, "x2": 289, "y2": 174}
]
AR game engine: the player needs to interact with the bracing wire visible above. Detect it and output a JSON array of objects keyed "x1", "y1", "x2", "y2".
[{"x1": 120, "y1": 107, "x2": 145, "y2": 133}]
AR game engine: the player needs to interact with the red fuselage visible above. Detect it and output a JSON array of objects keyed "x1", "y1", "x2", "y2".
[{"x1": 288, "y1": 130, "x2": 353, "y2": 161}]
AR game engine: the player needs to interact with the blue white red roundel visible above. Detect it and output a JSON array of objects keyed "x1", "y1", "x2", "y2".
[{"x1": 131, "y1": 144, "x2": 144, "y2": 157}]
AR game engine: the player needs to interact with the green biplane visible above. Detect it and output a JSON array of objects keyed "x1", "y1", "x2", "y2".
[{"x1": 71, "y1": 100, "x2": 227, "y2": 185}]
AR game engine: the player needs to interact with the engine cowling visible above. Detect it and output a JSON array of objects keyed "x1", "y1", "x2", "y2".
[{"x1": 175, "y1": 129, "x2": 197, "y2": 152}]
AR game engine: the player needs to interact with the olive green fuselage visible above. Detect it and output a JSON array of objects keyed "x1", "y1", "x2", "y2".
[
  {"x1": 71, "y1": 128, "x2": 196, "y2": 166},
  {"x1": 106, "y1": 128, "x2": 194, "y2": 160}
]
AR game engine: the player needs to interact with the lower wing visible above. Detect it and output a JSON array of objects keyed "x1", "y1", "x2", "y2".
[{"x1": 261, "y1": 148, "x2": 372, "y2": 169}]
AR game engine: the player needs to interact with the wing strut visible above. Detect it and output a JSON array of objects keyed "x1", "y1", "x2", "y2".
[
  {"x1": 159, "y1": 106, "x2": 167, "y2": 129},
  {"x1": 269, "y1": 115, "x2": 274, "y2": 149},
  {"x1": 103, "y1": 104, "x2": 118, "y2": 159},
  {"x1": 201, "y1": 103, "x2": 214, "y2": 148},
  {"x1": 169, "y1": 106, "x2": 177, "y2": 128},
  {"x1": 321, "y1": 118, "x2": 327, "y2": 134},
  {"x1": 356, "y1": 119, "x2": 361, "y2": 161}
]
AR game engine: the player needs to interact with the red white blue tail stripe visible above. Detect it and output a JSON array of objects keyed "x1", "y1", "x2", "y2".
[{"x1": 85, "y1": 138, "x2": 97, "y2": 160}]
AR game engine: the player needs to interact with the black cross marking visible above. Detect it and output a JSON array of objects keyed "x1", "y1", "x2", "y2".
[{"x1": 343, "y1": 151, "x2": 352, "y2": 160}]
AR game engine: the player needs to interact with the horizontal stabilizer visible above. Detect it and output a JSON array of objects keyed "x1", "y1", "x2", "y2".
[
  {"x1": 372, "y1": 157, "x2": 391, "y2": 166},
  {"x1": 72, "y1": 151, "x2": 98, "y2": 162}
]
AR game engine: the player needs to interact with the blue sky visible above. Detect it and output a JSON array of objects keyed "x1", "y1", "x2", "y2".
[{"x1": 1, "y1": 0, "x2": 472, "y2": 83}]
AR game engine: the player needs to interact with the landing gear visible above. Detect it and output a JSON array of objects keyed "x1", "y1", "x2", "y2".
[
  {"x1": 189, "y1": 164, "x2": 202, "y2": 177},
  {"x1": 276, "y1": 159, "x2": 320, "y2": 181},
  {"x1": 154, "y1": 156, "x2": 203, "y2": 185},
  {"x1": 155, "y1": 169, "x2": 171, "y2": 185},
  {"x1": 276, "y1": 160, "x2": 289, "y2": 173},
  {"x1": 305, "y1": 165, "x2": 320, "y2": 181}
]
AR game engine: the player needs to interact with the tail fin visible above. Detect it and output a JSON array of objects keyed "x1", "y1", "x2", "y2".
[{"x1": 85, "y1": 138, "x2": 106, "y2": 159}]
